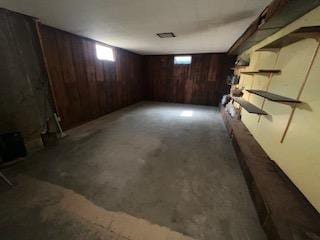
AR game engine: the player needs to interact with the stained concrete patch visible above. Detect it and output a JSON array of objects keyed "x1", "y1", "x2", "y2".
[{"x1": 3, "y1": 174, "x2": 195, "y2": 240}]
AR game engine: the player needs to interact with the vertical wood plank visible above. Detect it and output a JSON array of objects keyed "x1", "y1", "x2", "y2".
[
  {"x1": 40, "y1": 25, "x2": 144, "y2": 129},
  {"x1": 144, "y1": 53, "x2": 234, "y2": 106}
]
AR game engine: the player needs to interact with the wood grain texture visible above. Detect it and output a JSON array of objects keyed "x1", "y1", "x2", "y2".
[
  {"x1": 144, "y1": 54, "x2": 235, "y2": 106},
  {"x1": 39, "y1": 25, "x2": 144, "y2": 130}
]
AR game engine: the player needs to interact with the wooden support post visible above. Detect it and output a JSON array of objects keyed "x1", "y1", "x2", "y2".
[{"x1": 34, "y1": 19, "x2": 61, "y2": 120}]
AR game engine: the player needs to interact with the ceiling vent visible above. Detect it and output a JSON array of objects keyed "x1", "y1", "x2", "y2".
[{"x1": 157, "y1": 32, "x2": 176, "y2": 38}]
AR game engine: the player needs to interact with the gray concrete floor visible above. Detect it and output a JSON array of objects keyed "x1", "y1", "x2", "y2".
[{"x1": 0, "y1": 102, "x2": 266, "y2": 240}]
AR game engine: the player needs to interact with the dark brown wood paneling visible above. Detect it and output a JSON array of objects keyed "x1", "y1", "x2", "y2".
[
  {"x1": 144, "y1": 54, "x2": 234, "y2": 106},
  {"x1": 39, "y1": 25, "x2": 144, "y2": 130}
]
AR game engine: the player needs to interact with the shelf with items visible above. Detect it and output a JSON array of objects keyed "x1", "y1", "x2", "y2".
[
  {"x1": 234, "y1": 58, "x2": 250, "y2": 67},
  {"x1": 231, "y1": 58, "x2": 250, "y2": 72},
  {"x1": 246, "y1": 90, "x2": 301, "y2": 103},
  {"x1": 232, "y1": 97, "x2": 268, "y2": 115},
  {"x1": 230, "y1": 66, "x2": 247, "y2": 70},
  {"x1": 258, "y1": 26, "x2": 320, "y2": 51},
  {"x1": 227, "y1": 74, "x2": 240, "y2": 86}
]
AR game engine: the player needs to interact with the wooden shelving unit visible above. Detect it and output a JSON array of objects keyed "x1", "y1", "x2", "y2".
[
  {"x1": 233, "y1": 97, "x2": 268, "y2": 115},
  {"x1": 230, "y1": 26, "x2": 320, "y2": 141},
  {"x1": 231, "y1": 27, "x2": 320, "y2": 116},
  {"x1": 247, "y1": 90, "x2": 301, "y2": 103},
  {"x1": 258, "y1": 26, "x2": 320, "y2": 51}
]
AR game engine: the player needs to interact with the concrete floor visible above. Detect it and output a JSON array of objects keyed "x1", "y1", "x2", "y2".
[{"x1": 0, "y1": 102, "x2": 266, "y2": 240}]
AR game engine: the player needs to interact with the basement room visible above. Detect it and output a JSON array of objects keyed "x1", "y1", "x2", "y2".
[{"x1": 0, "y1": 0, "x2": 320, "y2": 239}]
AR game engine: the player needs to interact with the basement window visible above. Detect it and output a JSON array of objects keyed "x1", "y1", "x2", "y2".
[
  {"x1": 174, "y1": 56, "x2": 192, "y2": 65},
  {"x1": 180, "y1": 110, "x2": 193, "y2": 117},
  {"x1": 96, "y1": 44, "x2": 115, "y2": 61}
]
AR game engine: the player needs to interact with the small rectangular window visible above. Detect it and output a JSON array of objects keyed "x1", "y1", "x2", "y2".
[
  {"x1": 96, "y1": 44, "x2": 115, "y2": 61},
  {"x1": 174, "y1": 56, "x2": 192, "y2": 65}
]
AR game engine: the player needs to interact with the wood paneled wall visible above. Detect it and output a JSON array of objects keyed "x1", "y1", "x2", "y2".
[
  {"x1": 144, "y1": 54, "x2": 235, "y2": 106},
  {"x1": 39, "y1": 25, "x2": 234, "y2": 129},
  {"x1": 39, "y1": 25, "x2": 145, "y2": 130}
]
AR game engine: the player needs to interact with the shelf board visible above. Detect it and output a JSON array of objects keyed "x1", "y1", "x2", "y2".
[
  {"x1": 241, "y1": 71, "x2": 259, "y2": 75},
  {"x1": 246, "y1": 89, "x2": 301, "y2": 103},
  {"x1": 233, "y1": 97, "x2": 268, "y2": 115},
  {"x1": 258, "y1": 69, "x2": 281, "y2": 73},
  {"x1": 258, "y1": 26, "x2": 320, "y2": 50},
  {"x1": 241, "y1": 69, "x2": 281, "y2": 75}
]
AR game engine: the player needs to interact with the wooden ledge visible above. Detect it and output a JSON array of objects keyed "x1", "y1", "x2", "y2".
[{"x1": 221, "y1": 107, "x2": 320, "y2": 240}]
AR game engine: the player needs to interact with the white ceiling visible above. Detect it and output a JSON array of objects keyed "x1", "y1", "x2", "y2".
[{"x1": 0, "y1": 0, "x2": 271, "y2": 55}]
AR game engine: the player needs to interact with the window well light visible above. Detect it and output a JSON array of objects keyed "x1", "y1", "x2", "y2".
[
  {"x1": 96, "y1": 44, "x2": 114, "y2": 61},
  {"x1": 180, "y1": 110, "x2": 193, "y2": 117},
  {"x1": 174, "y1": 56, "x2": 192, "y2": 65}
]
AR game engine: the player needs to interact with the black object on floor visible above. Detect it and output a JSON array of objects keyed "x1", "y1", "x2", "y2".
[{"x1": 0, "y1": 132, "x2": 27, "y2": 162}]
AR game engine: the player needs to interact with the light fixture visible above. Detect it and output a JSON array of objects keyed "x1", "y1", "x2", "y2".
[{"x1": 157, "y1": 32, "x2": 176, "y2": 38}]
